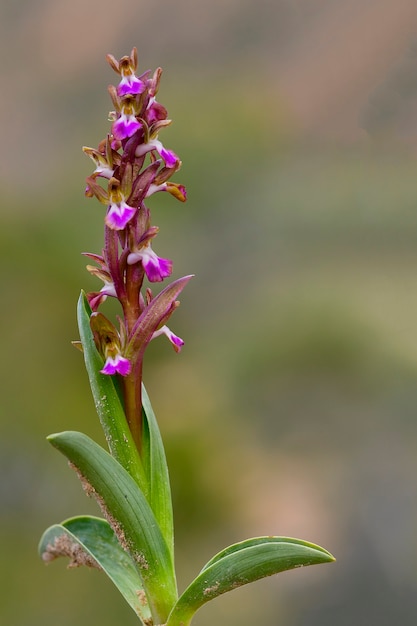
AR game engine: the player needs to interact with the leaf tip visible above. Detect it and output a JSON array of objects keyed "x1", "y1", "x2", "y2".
[{"x1": 46, "y1": 432, "x2": 60, "y2": 444}]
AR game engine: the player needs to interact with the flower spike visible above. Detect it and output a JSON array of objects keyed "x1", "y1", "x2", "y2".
[{"x1": 82, "y1": 51, "x2": 191, "y2": 408}]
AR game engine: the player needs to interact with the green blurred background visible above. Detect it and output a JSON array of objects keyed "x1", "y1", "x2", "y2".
[{"x1": 3, "y1": 1, "x2": 417, "y2": 624}]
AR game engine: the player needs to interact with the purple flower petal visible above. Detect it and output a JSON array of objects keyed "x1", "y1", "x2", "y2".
[
  {"x1": 135, "y1": 139, "x2": 179, "y2": 168},
  {"x1": 143, "y1": 255, "x2": 172, "y2": 282},
  {"x1": 105, "y1": 201, "x2": 136, "y2": 230},
  {"x1": 127, "y1": 245, "x2": 172, "y2": 282},
  {"x1": 112, "y1": 114, "x2": 141, "y2": 141},
  {"x1": 117, "y1": 75, "x2": 146, "y2": 97},
  {"x1": 101, "y1": 354, "x2": 131, "y2": 376},
  {"x1": 151, "y1": 325, "x2": 184, "y2": 353},
  {"x1": 167, "y1": 331, "x2": 184, "y2": 351},
  {"x1": 158, "y1": 146, "x2": 179, "y2": 169}
]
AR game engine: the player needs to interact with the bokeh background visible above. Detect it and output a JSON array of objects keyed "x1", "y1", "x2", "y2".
[{"x1": 2, "y1": 0, "x2": 417, "y2": 624}]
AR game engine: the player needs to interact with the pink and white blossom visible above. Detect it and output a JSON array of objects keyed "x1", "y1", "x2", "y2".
[
  {"x1": 135, "y1": 139, "x2": 179, "y2": 169},
  {"x1": 151, "y1": 325, "x2": 184, "y2": 353},
  {"x1": 127, "y1": 243, "x2": 172, "y2": 282},
  {"x1": 112, "y1": 113, "x2": 141, "y2": 141},
  {"x1": 117, "y1": 74, "x2": 146, "y2": 97},
  {"x1": 146, "y1": 181, "x2": 187, "y2": 202},
  {"x1": 101, "y1": 352, "x2": 131, "y2": 376},
  {"x1": 105, "y1": 199, "x2": 136, "y2": 230}
]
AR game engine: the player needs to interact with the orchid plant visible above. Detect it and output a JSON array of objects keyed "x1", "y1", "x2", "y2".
[{"x1": 38, "y1": 49, "x2": 334, "y2": 626}]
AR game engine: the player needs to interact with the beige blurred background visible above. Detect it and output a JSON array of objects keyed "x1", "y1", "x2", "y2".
[{"x1": 3, "y1": 0, "x2": 417, "y2": 624}]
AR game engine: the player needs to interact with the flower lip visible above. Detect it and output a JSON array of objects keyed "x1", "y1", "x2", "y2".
[
  {"x1": 111, "y1": 96, "x2": 142, "y2": 140},
  {"x1": 151, "y1": 325, "x2": 185, "y2": 353},
  {"x1": 112, "y1": 114, "x2": 142, "y2": 141},
  {"x1": 104, "y1": 178, "x2": 137, "y2": 230},
  {"x1": 101, "y1": 353, "x2": 131, "y2": 376},
  {"x1": 135, "y1": 139, "x2": 180, "y2": 169},
  {"x1": 117, "y1": 73, "x2": 146, "y2": 97},
  {"x1": 105, "y1": 200, "x2": 136, "y2": 230},
  {"x1": 158, "y1": 146, "x2": 178, "y2": 169},
  {"x1": 127, "y1": 243, "x2": 172, "y2": 282}
]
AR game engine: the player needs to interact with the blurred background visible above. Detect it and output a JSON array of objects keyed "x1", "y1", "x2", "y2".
[{"x1": 2, "y1": 0, "x2": 417, "y2": 624}]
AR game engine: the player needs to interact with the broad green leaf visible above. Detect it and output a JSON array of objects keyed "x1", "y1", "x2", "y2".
[
  {"x1": 200, "y1": 536, "x2": 334, "y2": 571},
  {"x1": 77, "y1": 292, "x2": 147, "y2": 495},
  {"x1": 48, "y1": 430, "x2": 178, "y2": 624},
  {"x1": 39, "y1": 515, "x2": 151, "y2": 625},
  {"x1": 166, "y1": 536, "x2": 335, "y2": 626},
  {"x1": 141, "y1": 384, "x2": 174, "y2": 560}
]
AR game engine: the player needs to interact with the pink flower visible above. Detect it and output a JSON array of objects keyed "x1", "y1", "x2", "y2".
[
  {"x1": 158, "y1": 145, "x2": 178, "y2": 168},
  {"x1": 127, "y1": 243, "x2": 172, "y2": 282},
  {"x1": 117, "y1": 74, "x2": 146, "y2": 97},
  {"x1": 105, "y1": 199, "x2": 136, "y2": 230},
  {"x1": 135, "y1": 139, "x2": 180, "y2": 169},
  {"x1": 114, "y1": 51, "x2": 147, "y2": 97},
  {"x1": 112, "y1": 113, "x2": 141, "y2": 141},
  {"x1": 101, "y1": 353, "x2": 131, "y2": 376},
  {"x1": 87, "y1": 280, "x2": 117, "y2": 311},
  {"x1": 111, "y1": 95, "x2": 141, "y2": 141},
  {"x1": 151, "y1": 325, "x2": 184, "y2": 353},
  {"x1": 145, "y1": 182, "x2": 186, "y2": 201}
]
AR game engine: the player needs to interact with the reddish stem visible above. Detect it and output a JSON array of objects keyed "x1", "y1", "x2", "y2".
[{"x1": 122, "y1": 359, "x2": 143, "y2": 452}]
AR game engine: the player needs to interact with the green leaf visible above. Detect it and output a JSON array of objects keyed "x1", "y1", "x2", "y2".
[
  {"x1": 200, "y1": 535, "x2": 334, "y2": 571},
  {"x1": 78, "y1": 293, "x2": 174, "y2": 560},
  {"x1": 166, "y1": 536, "x2": 335, "y2": 626},
  {"x1": 77, "y1": 292, "x2": 147, "y2": 494},
  {"x1": 39, "y1": 515, "x2": 152, "y2": 625},
  {"x1": 48, "y1": 430, "x2": 178, "y2": 624},
  {"x1": 141, "y1": 384, "x2": 174, "y2": 560}
]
